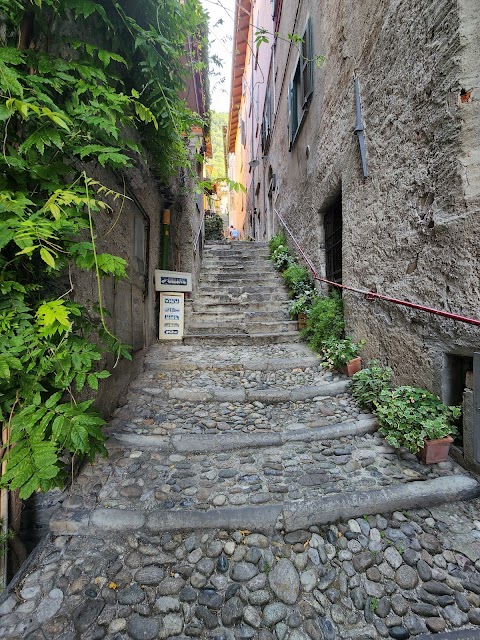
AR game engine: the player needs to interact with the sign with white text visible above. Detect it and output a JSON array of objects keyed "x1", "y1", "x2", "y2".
[
  {"x1": 159, "y1": 292, "x2": 184, "y2": 340},
  {"x1": 155, "y1": 270, "x2": 192, "y2": 292}
]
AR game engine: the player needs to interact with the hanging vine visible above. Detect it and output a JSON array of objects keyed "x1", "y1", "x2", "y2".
[{"x1": 0, "y1": 0, "x2": 208, "y2": 498}]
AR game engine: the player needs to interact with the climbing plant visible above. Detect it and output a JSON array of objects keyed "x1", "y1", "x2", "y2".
[{"x1": 0, "y1": 0, "x2": 208, "y2": 498}]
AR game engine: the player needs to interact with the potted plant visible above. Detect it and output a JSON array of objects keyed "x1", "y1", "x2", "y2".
[
  {"x1": 351, "y1": 360, "x2": 394, "y2": 410},
  {"x1": 320, "y1": 337, "x2": 366, "y2": 376},
  {"x1": 374, "y1": 386, "x2": 460, "y2": 463},
  {"x1": 288, "y1": 291, "x2": 316, "y2": 329}
]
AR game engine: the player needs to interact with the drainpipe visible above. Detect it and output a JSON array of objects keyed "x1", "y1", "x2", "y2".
[{"x1": 161, "y1": 209, "x2": 171, "y2": 270}]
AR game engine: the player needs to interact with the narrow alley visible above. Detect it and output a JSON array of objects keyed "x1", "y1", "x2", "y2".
[{"x1": 1, "y1": 243, "x2": 480, "y2": 640}]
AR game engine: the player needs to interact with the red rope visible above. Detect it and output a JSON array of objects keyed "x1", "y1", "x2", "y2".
[{"x1": 274, "y1": 209, "x2": 480, "y2": 328}]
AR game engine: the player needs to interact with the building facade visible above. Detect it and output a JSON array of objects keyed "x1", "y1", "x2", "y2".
[{"x1": 228, "y1": 0, "x2": 480, "y2": 471}]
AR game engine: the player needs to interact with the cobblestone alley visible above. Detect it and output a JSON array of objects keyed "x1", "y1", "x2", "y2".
[{"x1": 2, "y1": 243, "x2": 480, "y2": 640}]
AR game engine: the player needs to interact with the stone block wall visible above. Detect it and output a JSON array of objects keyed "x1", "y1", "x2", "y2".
[
  {"x1": 244, "y1": 0, "x2": 480, "y2": 470},
  {"x1": 255, "y1": 0, "x2": 479, "y2": 401}
]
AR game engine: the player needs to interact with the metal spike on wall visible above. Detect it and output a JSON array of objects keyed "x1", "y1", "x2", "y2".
[{"x1": 354, "y1": 77, "x2": 368, "y2": 178}]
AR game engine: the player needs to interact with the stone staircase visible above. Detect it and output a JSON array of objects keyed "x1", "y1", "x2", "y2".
[
  {"x1": 6, "y1": 242, "x2": 480, "y2": 640},
  {"x1": 184, "y1": 242, "x2": 299, "y2": 344}
]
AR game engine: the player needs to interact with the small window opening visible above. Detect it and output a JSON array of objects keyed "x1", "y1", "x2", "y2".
[
  {"x1": 324, "y1": 193, "x2": 343, "y2": 287},
  {"x1": 444, "y1": 354, "x2": 474, "y2": 447}
]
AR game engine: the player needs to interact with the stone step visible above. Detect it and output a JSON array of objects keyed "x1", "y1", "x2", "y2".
[
  {"x1": 133, "y1": 379, "x2": 351, "y2": 402},
  {"x1": 145, "y1": 354, "x2": 320, "y2": 372},
  {"x1": 191, "y1": 293, "x2": 291, "y2": 304},
  {"x1": 195, "y1": 282, "x2": 288, "y2": 300},
  {"x1": 185, "y1": 310, "x2": 291, "y2": 323},
  {"x1": 185, "y1": 320, "x2": 298, "y2": 336},
  {"x1": 188, "y1": 301, "x2": 290, "y2": 313},
  {"x1": 107, "y1": 416, "x2": 378, "y2": 453},
  {"x1": 50, "y1": 475, "x2": 480, "y2": 537},
  {"x1": 199, "y1": 274, "x2": 282, "y2": 283},
  {"x1": 202, "y1": 262, "x2": 281, "y2": 278},
  {"x1": 182, "y1": 332, "x2": 300, "y2": 345},
  {"x1": 202, "y1": 256, "x2": 270, "y2": 264}
]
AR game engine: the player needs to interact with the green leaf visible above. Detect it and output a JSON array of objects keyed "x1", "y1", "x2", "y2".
[
  {"x1": 98, "y1": 50, "x2": 110, "y2": 66},
  {"x1": 40, "y1": 247, "x2": 56, "y2": 267},
  {"x1": 87, "y1": 373, "x2": 99, "y2": 390},
  {"x1": 45, "y1": 391, "x2": 63, "y2": 409},
  {"x1": 0, "y1": 47, "x2": 25, "y2": 64},
  {"x1": 0, "y1": 62, "x2": 23, "y2": 97},
  {"x1": 36, "y1": 300, "x2": 71, "y2": 328}
]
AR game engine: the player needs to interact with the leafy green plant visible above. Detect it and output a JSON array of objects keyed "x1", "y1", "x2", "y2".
[
  {"x1": 351, "y1": 360, "x2": 394, "y2": 410},
  {"x1": 269, "y1": 230, "x2": 287, "y2": 254},
  {"x1": 0, "y1": 0, "x2": 208, "y2": 498},
  {"x1": 271, "y1": 245, "x2": 292, "y2": 272},
  {"x1": 288, "y1": 291, "x2": 316, "y2": 317},
  {"x1": 320, "y1": 337, "x2": 365, "y2": 370},
  {"x1": 302, "y1": 292, "x2": 344, "y2": 351},
  {"x1": 370, "y1": 597, "x2": 378, "y2": 612},
  {"x1": 204, "y1": 214, "x2": 224, "y2": 241},
  {"x1": 375, "y1": 386, "x2": 460, "y2": 454},
  {"x1": 282, "y1": 263, "x2": 314, "y2": 298}
]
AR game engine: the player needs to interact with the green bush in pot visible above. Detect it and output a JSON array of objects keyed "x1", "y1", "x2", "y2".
[
  {"x1": 375, "y1": 386, "x2": 460, "y2": 454},
  {"x1": 351, "y1": 360, "x2": 394, "y2": 410}
]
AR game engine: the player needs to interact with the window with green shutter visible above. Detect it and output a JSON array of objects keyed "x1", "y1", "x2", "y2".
[{"x1": 288, "y1": 16, "x2": 314, "y2": 150}]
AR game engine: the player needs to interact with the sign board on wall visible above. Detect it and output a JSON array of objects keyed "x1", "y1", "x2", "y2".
[
  {"x1": 155, "y1": 270, "x2": 192, "y2": 292},
  {"x1": 159, "y1": 292, "x2": 184, "y2": 340}
]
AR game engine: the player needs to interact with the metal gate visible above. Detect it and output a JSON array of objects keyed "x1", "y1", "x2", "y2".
[{"x1": 324, "y1": 196, "x2": 343, "y2": 284}]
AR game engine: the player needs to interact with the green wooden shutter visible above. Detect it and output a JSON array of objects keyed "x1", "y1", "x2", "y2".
[
  {"x1": 301, "y1": 17, "x2": 313, "y2": 105},
  {"x1": 287, "y1": 83, "x2": 293, "y2": 148}
]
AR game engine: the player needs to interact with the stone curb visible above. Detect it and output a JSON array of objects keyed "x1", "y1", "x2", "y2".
[
  {"x1": 282, "y1": 475, "x2": 480, "y2": 531},
  {"x1": 162, "y1": 380, "x2": 350, "y2": 403},
  {"x1": 182, "y1": 333, "x2": 300, "y2": 346},
  {"x1": 0, "y1": 533, "x2": 52, "y2": 606},
  {"x1": 105, "y1": 417, "x2": 377, "y2": 454},
  {"x1": 49, "y1": 473, "x2": 479, "y2": 538},
  {"x1": 283, "y1": 416, "x2": 378, "y2": 443},
  {"x1": 146, "y1": 355, "x2": 320, "y2": 372},
  {"x1": 417, "y1": 632, "x2": 480, "y2": 640},
  {"x1": 146, "y1": 505, "x2": 283, "y2": 534}
]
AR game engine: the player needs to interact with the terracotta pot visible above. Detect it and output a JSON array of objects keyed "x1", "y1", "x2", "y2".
[
  {"x1": 346, "y1": 357, "x2": 362, "y2": 377},
  {"x1": 297, "y1": 313, "x2": 307, "y2": 330},
  {"x1": 416, "y1": 435, "x2": 453, "y2": 464}
]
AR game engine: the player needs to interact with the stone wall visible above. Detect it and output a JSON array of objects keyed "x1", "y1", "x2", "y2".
[{"x1": 256, "y1": 0, "x2": 479, "y2": 392}]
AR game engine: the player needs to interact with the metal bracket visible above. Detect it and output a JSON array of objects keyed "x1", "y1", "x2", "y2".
[{"x1": 354, "y1": 77, "x2": 368, "y2": 178}]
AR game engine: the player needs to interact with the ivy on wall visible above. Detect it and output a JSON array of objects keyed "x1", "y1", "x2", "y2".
[{"x1": 0, "y1": 0, "x2": 208, "y2": 498}]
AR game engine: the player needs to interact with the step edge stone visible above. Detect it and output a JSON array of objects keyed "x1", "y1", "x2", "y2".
[{"x1": 282, "y1": 475, "x2": 480, "y2": 532}]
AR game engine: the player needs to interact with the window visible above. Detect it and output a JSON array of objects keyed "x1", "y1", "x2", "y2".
[
  {"x1": 272, "y1": 0, "x2": 283, "y2": 31},
  {"x1": 240, "y1": 118, "x2": 246, "y2": 147},
  {"x1": 261, "y1": 84, "x2": 272, "y2": 152},
  {"x1": 287, "y1": 17, "x2": 314, "y2": 149}
]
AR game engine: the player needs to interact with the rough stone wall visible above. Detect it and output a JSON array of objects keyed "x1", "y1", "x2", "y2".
[{"x1": 257, "y1": 0, "x2": 479, "y2": 399}]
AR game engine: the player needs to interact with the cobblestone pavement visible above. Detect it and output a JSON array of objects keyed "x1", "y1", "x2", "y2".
[
  {"x1": 2, "y1": 340, "x2": 480, "y2": 640},
  {"x1": 2, "y1": 245, "x2": 480, "y2": 639}
]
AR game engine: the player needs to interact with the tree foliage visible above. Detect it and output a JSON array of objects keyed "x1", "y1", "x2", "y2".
[{"x1": 0, "y1": 0, "x2": 208, "y2": 497}]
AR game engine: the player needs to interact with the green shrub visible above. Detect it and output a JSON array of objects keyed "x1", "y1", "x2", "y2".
[
  {"x1": 351, "y1": 360, "x2": 393, "y2": 410},
  {"x1": 302, "y1": 292, "x2": 344, "y2": 351},
  {"x1": 288, "y1": 291, "x2": 316, "y2": 317},
  {"x1": 271, "y1": 245, "x2": 292, "y2": 271},
  {"x1": 321, "y1": 337, "x2": 365, "y2": 370},
  {"x1": 204, "y1": 215, "x2": 224, "y2": 241},
  {"x1": 269, "y1": 230, "x2": 287, "y2": 254},
  {"x1": 283, "y1": 263, "x2": 314, "y2": 297},
  {"x1": 375, "y1": 386, "x2": 460, "y2": 453}
]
